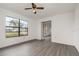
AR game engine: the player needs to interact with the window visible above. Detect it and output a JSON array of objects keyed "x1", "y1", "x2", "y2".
[{"x1": 6, "y1": 16, "x2": 28, "y2": 38}]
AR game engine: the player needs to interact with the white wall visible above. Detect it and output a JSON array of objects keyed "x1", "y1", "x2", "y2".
[
  {"x1": 37, "y1": 12, "x2": 74, "y2": 45},
  {"x1": 74, "y1": 4, "x2": 79, "y2": 52},
  {"x1": 0, "y1": 8, "x2": 37, "y2": 48},
  {"x1": 52, "y1": 12, "x2": 74, "y2": 45}
]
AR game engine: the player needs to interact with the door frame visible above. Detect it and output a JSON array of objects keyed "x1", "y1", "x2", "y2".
[{"x1": 41, "y1": 20, "x2": 52, "y2": 41}]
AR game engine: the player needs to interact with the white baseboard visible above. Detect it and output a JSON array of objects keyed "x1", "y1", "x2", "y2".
[{"x1": 75, "y1": 46, "x2": 79, "y2": 53}]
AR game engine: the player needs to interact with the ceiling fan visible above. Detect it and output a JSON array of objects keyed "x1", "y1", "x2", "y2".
[{"x1": 25, "y1": 3, "x2": 44, "y2": 14}]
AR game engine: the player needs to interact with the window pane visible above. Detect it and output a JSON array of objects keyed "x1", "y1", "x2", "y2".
[
  {"x1": 20, "y1": 20, "x2": 28, "y2": 28},
  {"x1": 6, "y1": 17, "x2": 19, "y2": 27},
  {"x1": 6, "y1": 16, "x2": 28, "y2": 38},
  {"x1": 20, "y1": 28, "x2": 28, "y2": 36},
  {"x1": 6, "y1": 27, "x2": 19, "y2": 38}
]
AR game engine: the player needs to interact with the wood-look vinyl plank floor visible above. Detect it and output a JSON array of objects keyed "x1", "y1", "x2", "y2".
[{"x1": 0, "y1": 40, "x2": 79, "y2": 56}]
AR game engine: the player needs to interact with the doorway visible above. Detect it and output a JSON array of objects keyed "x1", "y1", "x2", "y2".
[{"x1": 41, "y1": 21, "x2": 51, "y2": 42}]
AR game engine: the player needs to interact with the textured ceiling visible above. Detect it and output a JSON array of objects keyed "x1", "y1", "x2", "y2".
[{"x1": 0, "y1": 3, "x2": 76, "y2": 19}]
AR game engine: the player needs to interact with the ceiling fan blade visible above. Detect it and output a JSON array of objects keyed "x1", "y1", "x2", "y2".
[
  {"x1": 37, "y1": 7, "x2": 44, "y2": 9},
  {"x1": 32, "y1": 3, "x2": 36, "y2": 8},
  {"x1": 25, "y1": 8, "x2": 32, "y2": 10},
  {"x1": 32, "y1": 3, "x2": 35, "y2": 6}
]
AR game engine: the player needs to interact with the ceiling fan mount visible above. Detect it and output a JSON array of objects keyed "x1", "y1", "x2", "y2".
[{"x1": 25, "y1": 3, "x2": 44, "y2": 14}]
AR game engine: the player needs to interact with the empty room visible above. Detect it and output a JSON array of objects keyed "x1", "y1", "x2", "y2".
[{"x1": 0, "y1": 3, "x2": 79, "y2": 56}]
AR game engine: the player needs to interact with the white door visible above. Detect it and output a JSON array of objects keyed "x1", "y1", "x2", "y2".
[{"x1": 41, "y1": 21, "x2": 51, "y2": 41}]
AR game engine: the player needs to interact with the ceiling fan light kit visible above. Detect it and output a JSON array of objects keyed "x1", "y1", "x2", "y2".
[
  {"x1": 33, "y1": 9, "x2": 36, "y2": 14},
  {"x1": 25, "y1": 3, "x2": 44, "y2": 14}
]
